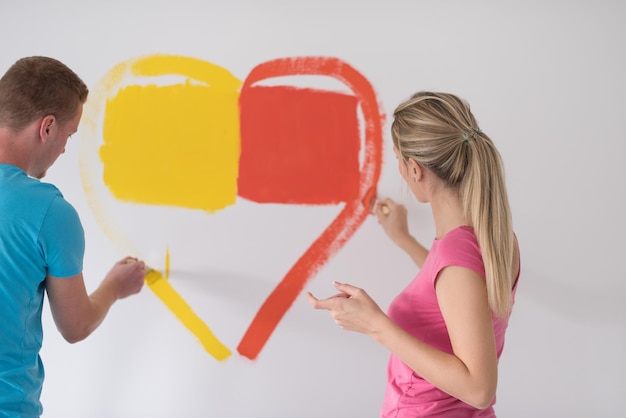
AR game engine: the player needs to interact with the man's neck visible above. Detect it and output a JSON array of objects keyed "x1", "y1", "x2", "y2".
[{"x1": 0, "y1": 127, "x2": 31, "y2": 172}]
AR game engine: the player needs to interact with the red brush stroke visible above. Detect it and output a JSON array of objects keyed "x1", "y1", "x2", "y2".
[{"x1": 237, "y1": 57, "x2": 384, "y2": 360}]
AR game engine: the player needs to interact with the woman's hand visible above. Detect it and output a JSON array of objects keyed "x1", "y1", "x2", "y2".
[
  {"x1": 307, "y1": 281, "x2": 388, "y2": 338},
  {"x1": 373, "y1": 197, "x2": 429, "y2": 267},
  {"x1": 373, "y1": 198, "x2": 411, "y2": 247}
]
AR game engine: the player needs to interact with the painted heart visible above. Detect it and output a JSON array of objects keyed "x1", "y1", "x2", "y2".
[{"x1": 79, "y1": 54, "x2": 383, "y2": 361}]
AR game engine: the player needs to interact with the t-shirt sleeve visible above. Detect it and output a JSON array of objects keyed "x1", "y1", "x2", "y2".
[
  {"x1": 39, "y1": 196, "x2": 85, "y2": 278},
  {"x1": 433, "y1": 228, "x2": 485, "y2": 283}
]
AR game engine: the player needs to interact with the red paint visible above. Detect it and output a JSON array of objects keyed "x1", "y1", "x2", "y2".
[
  {"x1": 238, "y1": 86, "x2": 361, "y2": 204},
  {"x1": 237, "y1": 57, "x2": 384, "y2": 360}
]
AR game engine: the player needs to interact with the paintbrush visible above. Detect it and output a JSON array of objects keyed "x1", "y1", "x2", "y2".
[{"x1": 362, "y1": 189, "x2": 390, "y2": 215}]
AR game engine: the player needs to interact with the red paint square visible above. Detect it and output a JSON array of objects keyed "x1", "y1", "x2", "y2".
[{"x1": 238, "y1": 85, "x2": 361, "y2": 204}]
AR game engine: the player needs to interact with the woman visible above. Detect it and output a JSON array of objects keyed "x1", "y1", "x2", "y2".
[{"x1": 307, "y1": 91, "x2": 520, "y2": 417}]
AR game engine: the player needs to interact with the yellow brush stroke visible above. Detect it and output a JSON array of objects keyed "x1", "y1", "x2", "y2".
[
  {"x1": 165, "y1": 247, "x2": 170, "y2": 278},
  {"x1": 79, "y1": 60, "x2": 142, "y2": 257},
  {"x1": 145, "y1": 268, "x2": 231, "y2": 361},
  {"x1": 130, "y1": 55, "x2": 241, "y2": 89},
  {"x1": 99, "y1": 55, "x2": 242, "y2": 212}
]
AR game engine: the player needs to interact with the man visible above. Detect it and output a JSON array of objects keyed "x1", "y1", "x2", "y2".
[{"x1": 0, "y1": 56, "x2": 146, "y2": 417}]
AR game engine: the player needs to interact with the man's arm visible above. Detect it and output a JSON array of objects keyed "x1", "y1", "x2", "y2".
[{"x1": 46, "y1": 258, "x2": 146, "y2": 343}]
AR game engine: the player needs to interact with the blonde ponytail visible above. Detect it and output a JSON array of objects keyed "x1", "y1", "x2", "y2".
[
  {"x1": 392, "y1": 92, "x2": 514, "y2": 318},
  {"x1": 461, "y1": 129, "x2": 514, "y2": 318}
]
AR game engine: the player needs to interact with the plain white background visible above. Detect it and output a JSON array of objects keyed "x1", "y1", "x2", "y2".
[{"x1": 2, "y1": 1, "x2": 625, "y2": 417}]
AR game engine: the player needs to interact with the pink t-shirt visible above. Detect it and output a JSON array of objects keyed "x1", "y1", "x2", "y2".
[{"x1": 380, "y1": 226, "x2": 518, "y2": 418}]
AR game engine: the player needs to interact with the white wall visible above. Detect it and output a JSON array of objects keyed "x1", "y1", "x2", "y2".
[{"x1": 2, "y1": 1, "x2": 625, "y2": 417}]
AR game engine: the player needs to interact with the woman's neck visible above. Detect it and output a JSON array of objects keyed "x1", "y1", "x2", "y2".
[{"x1": 430, "y1": 187, "x2": 468, "y2": 239}]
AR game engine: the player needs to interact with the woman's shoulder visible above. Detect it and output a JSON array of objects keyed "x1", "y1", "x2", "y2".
[
  {"x1": 438, "y1": 225, "x2": 478, "y2": 249},
  {"x1": 434, "y1": 226, "x2": 484, "y2": 275}
]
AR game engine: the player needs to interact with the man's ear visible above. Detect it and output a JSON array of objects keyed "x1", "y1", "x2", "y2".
[{"x1": 39, "y1": 115, "x2": 55, "y2": 142}]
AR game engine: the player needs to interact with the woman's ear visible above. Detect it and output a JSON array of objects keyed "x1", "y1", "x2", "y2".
[{"x1": 407, "y1": 158, "x2": 423, "y2": 182}]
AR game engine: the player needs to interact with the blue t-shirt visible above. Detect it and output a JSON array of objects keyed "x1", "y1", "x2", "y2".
[{"x1": 0, "y1": 164, "x2": 84, "y2": 417}]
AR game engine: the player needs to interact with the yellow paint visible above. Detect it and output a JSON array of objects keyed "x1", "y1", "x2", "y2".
[
  {"x1": 99, "y1": 55, "x2": 242, "y2": 212},
  {"x1": 81, "y1": 55, "x2": 240, "y2": 357},
  {"x1": 79, "y1": 60, "x2": 141, "y2": 257},
  {"x1": 145, "y1": 268, "x2": 231, "y2": 361}
]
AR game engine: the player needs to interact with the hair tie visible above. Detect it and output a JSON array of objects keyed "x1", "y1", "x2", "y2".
[{"x1": 461, "y1": 127, "x2": 482, "y2": 144}]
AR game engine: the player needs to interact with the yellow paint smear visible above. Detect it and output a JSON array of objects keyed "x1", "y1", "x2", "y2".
[
  {"x1": 99, "y1": 55, "x2": 242, "y2": 212},
  {"x1": 145, "y1": 269, "x2": 231, "y2": 361}
]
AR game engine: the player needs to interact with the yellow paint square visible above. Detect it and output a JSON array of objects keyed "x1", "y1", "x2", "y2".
[{"x1": 100, "y1": 78, "x2": 240, "y2": 212}]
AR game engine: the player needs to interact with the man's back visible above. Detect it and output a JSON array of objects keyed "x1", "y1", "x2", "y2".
[{"x1": 0, "y1": 163, "x2": 84, "y2": 417}]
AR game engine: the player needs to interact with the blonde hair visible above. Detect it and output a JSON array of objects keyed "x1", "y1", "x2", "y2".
[{"x1": 391, "y1": 91, "x2": 514, "y2": 318}]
